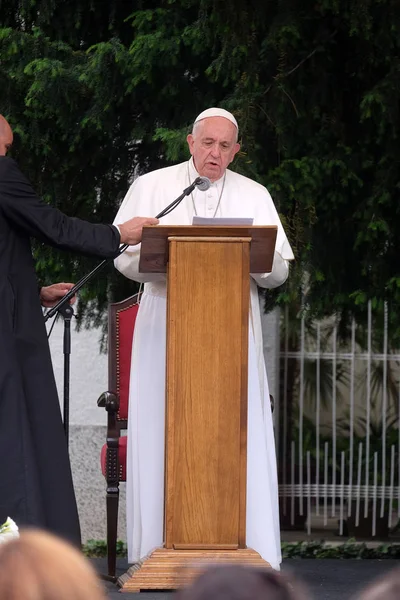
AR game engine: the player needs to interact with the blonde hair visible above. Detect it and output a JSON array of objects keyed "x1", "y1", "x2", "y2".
[{"x1": 0, "y1": 529, "x2": 107, "y2": 600}]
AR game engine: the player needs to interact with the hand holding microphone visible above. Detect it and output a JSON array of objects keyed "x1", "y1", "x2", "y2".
[
  {"x1": 119, "y1": 216, "x2": 159, "y2": 246},
  {"x1": 44, "y1": 177, "x2": 209, "y2": 321},
  {"x1": 116, "y1": 176, "x2": 211, "y2": 255}
]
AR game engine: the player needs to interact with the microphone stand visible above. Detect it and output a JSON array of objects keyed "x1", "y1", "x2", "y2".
[
  {"x1": 58, "y1": 302, "x2": 73, "y2": 445},
  {"x1": 44, "y1": 176, "x2": 205, "y2": 442}
]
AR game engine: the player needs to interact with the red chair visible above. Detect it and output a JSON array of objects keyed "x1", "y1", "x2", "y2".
[{"x1": 98, "y1": 293, "x2": 140, "y2": 581}]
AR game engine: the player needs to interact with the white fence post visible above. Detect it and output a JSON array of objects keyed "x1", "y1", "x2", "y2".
[{"x1": 278, "y1": 303, "x2": 400, "y2": 537}]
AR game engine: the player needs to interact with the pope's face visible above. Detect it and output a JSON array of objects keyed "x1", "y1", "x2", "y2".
[{"x1": 186, "y1": 117, "x2": 240, "y2": 182}]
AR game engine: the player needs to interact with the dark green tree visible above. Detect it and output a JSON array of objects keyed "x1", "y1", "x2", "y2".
[{"x1": 1, "y1": 0, "x2": 399, "y2": 338}]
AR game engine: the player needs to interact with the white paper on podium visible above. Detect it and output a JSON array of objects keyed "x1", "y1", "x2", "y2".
[{"x1": 192, "y1": 217, "x2": 254, "y2": 225}]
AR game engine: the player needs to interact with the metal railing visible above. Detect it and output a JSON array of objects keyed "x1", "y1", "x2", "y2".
[{"x1": 278, "y1": 301, "x2": 400, "y2": 538}]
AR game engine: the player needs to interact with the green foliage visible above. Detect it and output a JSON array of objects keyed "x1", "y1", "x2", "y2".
[
  {"x1": 81, "y1": 538, "x2": 400, "y2": 559},
  {"x1": 1, "y1": 0, "x2": 400, "y2": 334},
  {"x1": 82, "y1": 538, "x2": 127, "y2": 557},
  {"x1": 281, "y1": 540, "x2": 400, "y2": 559}
]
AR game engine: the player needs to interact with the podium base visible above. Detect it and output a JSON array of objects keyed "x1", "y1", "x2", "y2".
[{"x1": 118, "y1": 547, "x2": 271, "y2": 592}]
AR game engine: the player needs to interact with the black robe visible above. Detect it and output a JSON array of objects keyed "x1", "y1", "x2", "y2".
[{"x1": 0, "y1": 157, "x2": 121, "y2": 545}]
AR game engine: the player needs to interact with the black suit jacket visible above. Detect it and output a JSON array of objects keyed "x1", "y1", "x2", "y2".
[
  {"x1": 0, "y1": 157, "x2": 120, "y2": 258},
  {"x1": 0, "y1": 157, "x2": 121, "y2": 545}
]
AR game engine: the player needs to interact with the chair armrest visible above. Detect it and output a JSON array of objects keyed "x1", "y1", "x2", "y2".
[{"x1": 97, "y1": 391, "x2": 119, "y2": 413}]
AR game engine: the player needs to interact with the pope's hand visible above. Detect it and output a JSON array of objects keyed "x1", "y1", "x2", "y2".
[
  {"x1": 118, "y1": 217, "x2": 159, "y2": 246},
  {"x1": 40, "y1": 283, "x2": 76, "y2": 308}
]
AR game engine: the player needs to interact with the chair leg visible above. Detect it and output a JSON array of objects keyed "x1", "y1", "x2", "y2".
[{"x1": 106, "y1": 484, "x2": 119, "y2": 581}]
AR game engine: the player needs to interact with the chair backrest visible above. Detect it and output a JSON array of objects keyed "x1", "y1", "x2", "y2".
[{"x1": 108, "y1": 293, "x2": 141, "y2": 424}]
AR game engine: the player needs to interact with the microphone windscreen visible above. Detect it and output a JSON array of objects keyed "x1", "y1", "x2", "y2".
[{"x1": 196, "y1": 177, "x2": 212, "y2": 192}]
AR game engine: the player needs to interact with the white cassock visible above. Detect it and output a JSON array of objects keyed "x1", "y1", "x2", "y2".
[{"x1": 114, "y1": 158, "x2": 294, "y2": 571}]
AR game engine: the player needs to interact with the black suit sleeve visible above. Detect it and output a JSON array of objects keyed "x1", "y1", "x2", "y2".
[{"x1": 0, "y1": 158, "x2": 121, "y2": 258}]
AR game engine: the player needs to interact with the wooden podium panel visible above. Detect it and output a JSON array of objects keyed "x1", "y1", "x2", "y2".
[
  {"x1": 165, "y1": 237, "x2": 250, "y2": 549},
  {"x1": 139, "y1": 225, "x2": 278, "y2": 274},
  {"x1": 119, "y1": 227, "x2": 274, "y2": 591}
]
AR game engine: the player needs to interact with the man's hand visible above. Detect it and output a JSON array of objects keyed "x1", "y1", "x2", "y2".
[
  {"x1": 118, "y1": 216, "x2": 159, "y2": 246},
  {"x1": 40, "y1": 283, "x2": 76, "y2": 308}
]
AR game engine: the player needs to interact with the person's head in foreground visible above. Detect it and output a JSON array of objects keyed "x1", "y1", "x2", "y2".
[
  {"x1": 187, "y1": 108, "x2": 241, "y2": 182},
  {"x1": 353, "y1": 566, "x2": 400, "y2": 600},
  {"x1": 175, "y1": 564, "x2": 308, "y2": 600},
  {"x1": 0, "y1": 529, "x2": 107, "y2": 600}
]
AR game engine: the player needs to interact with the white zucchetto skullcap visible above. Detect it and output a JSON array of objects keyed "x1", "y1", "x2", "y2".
[{"x1": 194, "y1": 107, "x2": 238, "y2": 130}]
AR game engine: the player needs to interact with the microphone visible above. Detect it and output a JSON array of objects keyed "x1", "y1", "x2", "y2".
[{"x1": 193, "y1": 176, "x2": 212, "y2": 192}]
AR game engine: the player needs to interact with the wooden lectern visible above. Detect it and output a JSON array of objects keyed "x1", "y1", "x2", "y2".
[{"x1": 119, "y1": 226, "x2": 277, "y2": 592}]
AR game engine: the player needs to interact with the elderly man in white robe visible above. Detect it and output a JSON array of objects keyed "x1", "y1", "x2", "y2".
[{"x1": 114, "y1": 108, "x2": 294, "y2": 571}]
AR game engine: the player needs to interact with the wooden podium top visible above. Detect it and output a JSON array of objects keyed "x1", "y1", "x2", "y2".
[{"x1": 139, "y1": 225, "x2": 277, "y2": 273}]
